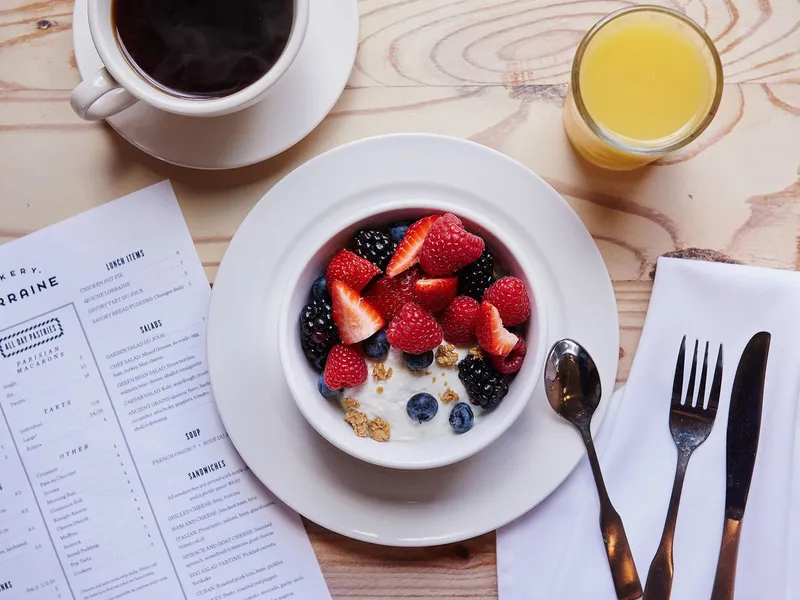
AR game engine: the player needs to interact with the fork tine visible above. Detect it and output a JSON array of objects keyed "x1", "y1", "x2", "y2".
[
  {"x1": 685, "y1": 340, "x2": 699, "y2": 406},
  {"x1": 707, "y1": 343, "x2": 724, "y2": 412},
  {"x1": 695, "y1": 341, "x2": 710, "y2": 408},
  {"x1": 671, "y1": 336, "x2": 687, "y2": 409}
]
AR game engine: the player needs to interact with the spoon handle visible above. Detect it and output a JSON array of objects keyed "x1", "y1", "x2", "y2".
[{"x1": 583, "y1": 431, "x2": 643, "y2": 600}]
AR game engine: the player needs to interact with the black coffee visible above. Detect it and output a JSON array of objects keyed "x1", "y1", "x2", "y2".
[{"x1": 113, "y1": 0, "x2": 294, "y2": 98}]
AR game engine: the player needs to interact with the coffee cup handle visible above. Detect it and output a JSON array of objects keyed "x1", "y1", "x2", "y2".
[{"x1": 70, "y1": 67, "x2": 138, "y2": 121}]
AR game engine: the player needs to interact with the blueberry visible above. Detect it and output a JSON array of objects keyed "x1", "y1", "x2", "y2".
[
  {"x1": 311, "y1": 275, "x2": 328, "y2": 301},
  {"x1": 449, "y1": 402, "x2": 475, "y2": 433},
  {"x1": 317, "y1": 373, "x2": 340, "y2": 399},
  {"x1": 389, "y1": 221, "x2": 411, "y2": 244},
  {"x1": 403, "y1": 351, "x2": 434, "y2": 371},
  {"x1": 406, "y1": 392, "x2": 438, "y2": 423},
  {"x1": 363, "y1": 330, "x2": 390, "y2": 361}
]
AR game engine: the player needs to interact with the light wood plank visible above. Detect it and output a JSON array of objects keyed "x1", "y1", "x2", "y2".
[{"x1": 1, "y1": 0, "x2": 799, "y2": 597}]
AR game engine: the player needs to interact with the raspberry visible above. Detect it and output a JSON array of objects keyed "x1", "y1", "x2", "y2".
[
  {"x1": 414, "y1": 277, "x2": 457, "y2": 313},
  {"x1": 419, "y1": 214, "x2": 485, "y2": 276},
  {"x1": 364, "y1": 268, "x2": 420, "y2": 321},
  {"x1": 438, "y1": 296, "x2": 480, "y2": 344},
  {"x1": 483, "y1": 276, "x2": 531, "y2": 326},
  {"x1": 323, "y1": 344, "x2": 368, "y2": 390},
  {"x1": 386, "y1": 303, "x2": 443, "y2": 354},
  {"x1": 489, "y1": 337, "x2": 527, "y2": 374}
]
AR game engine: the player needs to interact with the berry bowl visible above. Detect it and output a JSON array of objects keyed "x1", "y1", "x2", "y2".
[{"x1": 278, "y1": 204, "x2": 547, "y2": 470}]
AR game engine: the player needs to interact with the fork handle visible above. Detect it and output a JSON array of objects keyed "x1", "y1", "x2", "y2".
[
  {"x1": 583, "y1": 431, "x2": 643, "y2": 600},
  {"x1": 642, "y1": 450, "x2": 690, "y2": 600},
  {"x1": 710, "y1": 518, "x2": 743, "y2": 600}
]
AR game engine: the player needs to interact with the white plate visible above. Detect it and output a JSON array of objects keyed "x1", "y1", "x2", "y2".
[
  {"x1": 72, "y1": 0, "x2": 358, "y2": 170},
  {"x1": 207, "y1": 134, "x2": 619, "y2": 546}
]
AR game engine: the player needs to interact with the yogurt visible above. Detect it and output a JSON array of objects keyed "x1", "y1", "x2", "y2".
[{"x1": 343, "y1": 346, "x2": 476, "y2": 441}]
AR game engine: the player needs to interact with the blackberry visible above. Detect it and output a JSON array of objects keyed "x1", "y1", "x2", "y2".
[
  {"x1": 458, "y1": 249, "x2": 495, "y2": 300},
  {"x1": 458, "y1": 354, "x2": 509, "y2": 409},
  {"x1": 299, "y1": 298, "x2": 339, "y2": 372},
  {"x1": 353, "y1": 229, "x2": 395, "y2": 271}
]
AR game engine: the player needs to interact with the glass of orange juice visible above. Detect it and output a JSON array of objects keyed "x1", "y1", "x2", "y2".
[{"x1": 564, "y1": 6, "x2": 723, "y2": 170}]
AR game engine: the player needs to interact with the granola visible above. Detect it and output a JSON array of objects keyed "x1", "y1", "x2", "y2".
[
  {"x1": 436, "y1": 344, "x2": 459, "y2": 367},
  {"x1": 469, "y1": 346, "x2": 485, "y2": 360},
  {"x1": 440, "y1": 388, "x2": 459, "y2": 404},
  {"x1": 343, "y1": 398, "x2": 360, "y2": 409},
  {"x1": 368, "y1": 417, "x2": 391, "y2": 442},
  {"x1": 372, "y1": 363, "x2": 393, "y2": 381},
  {"x1": 344, "y1": 409, "x2": 369, "y2": 437}
]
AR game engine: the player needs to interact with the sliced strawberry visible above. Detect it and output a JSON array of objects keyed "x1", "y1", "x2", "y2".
[
  {"x1": 475, "y1": 301, "x2": 519, "y2": 357},
  {"x1": 438, "y1": 296, "x2": 480, "y2": 344},
  {"x1": 490, "y1": 337, "x2": 527, "y2": 374},
  {"x1": 324, "y1": 344, "x2": 368, "y2": 389},
  {"x1": 385, "y1": 215, "x2": 438, "y2": 278},
  {"x1": 331, "y1": 280, "x2": 384, "y2": 344},
  {"x1": 326, "y1": 249, "x2": 381, "y2": 292},
  {"x1": 484, "y1": 276, "x2": 531, "y2": 326},
  {"x1": 386, "y1": 302, "x2": 443, "y2": 354},
  {"x1": 363, "y1": 268, "x2": 420, "y2": 321},
  {"x1": 415, "y1": 277, "x2": 457, "y2": 313},
  {"x1": 419, "y1": 213, "x2": 485, "y2": 276}
]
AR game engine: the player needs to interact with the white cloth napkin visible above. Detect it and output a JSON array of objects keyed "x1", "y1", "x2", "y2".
[{"x1": 498, "y1": 257, "x2": 800, "y2": 599}]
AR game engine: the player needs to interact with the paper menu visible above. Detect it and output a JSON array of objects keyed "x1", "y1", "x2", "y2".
[{"x1": 0, "y1": 182, "x2": 331, "y2": 600}]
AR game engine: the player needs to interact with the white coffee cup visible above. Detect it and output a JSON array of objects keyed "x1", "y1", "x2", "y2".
[{"x1": 70, "y1": 0, "x2": 310, "y2": 121}]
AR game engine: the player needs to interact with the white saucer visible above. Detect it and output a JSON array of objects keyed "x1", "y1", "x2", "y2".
[
  {"x1": 207, "y1": 134, "x2": 619, "y2": 546},
  {"x1": 72, "y1": 0, "x2": 358, "y2": 170}
]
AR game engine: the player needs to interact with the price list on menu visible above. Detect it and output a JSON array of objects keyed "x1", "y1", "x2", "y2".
[{"x1": 0, "y1": 182, "x2": 330, "y2": 600}]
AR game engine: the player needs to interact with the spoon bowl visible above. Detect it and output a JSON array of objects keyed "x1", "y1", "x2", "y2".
[{"x1": 545, "y1": 338, "x2": 602, "y2": 432}]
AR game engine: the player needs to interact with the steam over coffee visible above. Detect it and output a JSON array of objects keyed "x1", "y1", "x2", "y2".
[{"x1": 113, "y1": 0, "x2": 294, "y2": 98}]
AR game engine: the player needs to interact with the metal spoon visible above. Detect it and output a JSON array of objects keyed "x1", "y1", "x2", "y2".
[{"x1": 545, "y1": 339, "x2": 643, "y2": 600}]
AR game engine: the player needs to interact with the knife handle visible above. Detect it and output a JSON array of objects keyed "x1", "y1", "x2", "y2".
[{"x1": 711, "y1": 518, "x2": 743, "y2": 600}]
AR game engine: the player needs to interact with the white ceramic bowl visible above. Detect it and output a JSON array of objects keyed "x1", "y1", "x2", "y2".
[{"x1": 277, "y1": 204, "x2": 548, "y2": 470}]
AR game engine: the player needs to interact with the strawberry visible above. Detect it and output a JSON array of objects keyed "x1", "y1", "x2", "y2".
[
  {"x1": 386, "y1": 302, "x2": 443, "y2": 354},
  {"x1": 364, "y1": 268, "x2": 420, "y2": 321},
  {"x1": 326, "y1": 249, "x2": 381, "y2": 292},
  {"x1": 483, "y1": 276, "x2": 531, "y2": 326},
  {"x1": 419, "y1": 213, "x2": 485, "y2": 276},
  {"x1": 415, "y1": 277, "x2": 457, "y2": 313},
  {"x1": 331, "y1": 280, "x2": 384, "y2": 344},
  {"x1": 490, "y1": 337, "x2": 527, "y2": 374},
  {"x1": 438, "y1": 296, "x2": 480, "y2": 344},
  {"x1": 385, "y1": 216, "x2": 438, "y2": 278},
  {"x1": 324, "y1": 344, "x2": 367, "y2": 389},
  {"x1": 475, "y1": 301, "x2": 519, "y2": 357}
]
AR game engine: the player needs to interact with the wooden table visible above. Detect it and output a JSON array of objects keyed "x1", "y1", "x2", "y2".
[{"x1": 2, "y1": 0, "x2": 798, "y2": 596}]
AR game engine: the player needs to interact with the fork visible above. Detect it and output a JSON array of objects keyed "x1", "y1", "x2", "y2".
[{"x1": 642, "y1": 336, "x2": 724, "y2": 600}]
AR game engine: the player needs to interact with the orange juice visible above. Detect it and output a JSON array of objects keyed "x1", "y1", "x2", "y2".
[{"x1": 564, "y1": 7, "x2": 722, "y2": 170}]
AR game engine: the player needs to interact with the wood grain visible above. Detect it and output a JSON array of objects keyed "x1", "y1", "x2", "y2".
[{"x1": 1, "y1": 0, "x2": 799, "y2": 597}]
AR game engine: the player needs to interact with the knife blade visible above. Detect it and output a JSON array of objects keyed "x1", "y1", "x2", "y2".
[
  {"x1": 725, "y1": 331, "x2": 770, "y2": 520},
  {"x1": 711, "y1": 331, "x2": 771, "y2": 600}
]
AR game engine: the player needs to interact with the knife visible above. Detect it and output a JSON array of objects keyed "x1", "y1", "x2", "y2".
[{"x1": 710, "y1": 331, "x2": 771, "y2": 600}]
